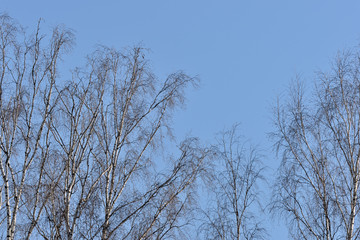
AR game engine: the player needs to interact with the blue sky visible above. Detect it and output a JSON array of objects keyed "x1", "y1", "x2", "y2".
[{"x1": 3, "y1": 1, "x2": 360, "y2": 238}]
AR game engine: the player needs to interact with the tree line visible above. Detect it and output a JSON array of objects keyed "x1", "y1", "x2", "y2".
[{"x1": 0, "y1": 14, "x2": 359, "y2": 240}]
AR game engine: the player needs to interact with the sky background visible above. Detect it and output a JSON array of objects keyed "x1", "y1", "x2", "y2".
[{"x1": 3, "y1": 1, "x2": 360, "y2": 239}]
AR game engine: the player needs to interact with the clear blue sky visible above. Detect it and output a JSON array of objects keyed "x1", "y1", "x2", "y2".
[{"x1": 3, "y1": 1, "x2": 360, "y2": 238}]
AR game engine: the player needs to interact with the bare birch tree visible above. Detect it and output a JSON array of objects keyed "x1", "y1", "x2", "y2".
[
  {"x1": 272, "y1": 49, "x2": 360, "y2": 239},
  {"x1": 0, "y1": 14, "x2": 206, "y2": 240},
  {"x1": 200, "y1": 125, "x2": 265, "y2": 240},
  {"x1": 84, "y1": 46, "x2": 204, "y2": 240},
  {"x1": 0, "y1": 14, "x2": 74, "y2": 239}
]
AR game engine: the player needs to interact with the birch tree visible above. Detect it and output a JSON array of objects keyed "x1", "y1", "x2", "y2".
[
  {"x1": 0, "y1": 14, "x2": 74, "y2": 239},
  {"x1": 272, "y1": 49, "x2": 360, "y2": 240},
  {"x1": 200, "y1": 125, "x2": 265, "y2": 240},
  {"x1": 0, "y1": 14, "x2": 206, "y2": 240}
]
